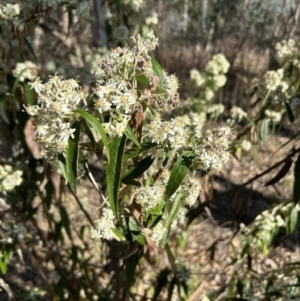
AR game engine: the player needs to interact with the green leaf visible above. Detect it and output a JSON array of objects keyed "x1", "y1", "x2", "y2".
[
  {"x1": 60, "y1": 206, "x2": 71, "y2": 239},
  {"x1": 111, "y1": 228, "x2": 126, "y2": 241},
  {"x1": 82, "y1": 120, "x2": 97, "y2": 149},
  {"x1": 123, "y1": 142, "x2": 156, "y2": 161},
  {"x1": 245, "y1": 115, "x2": 256, "y2": 127},
  {"x1": 125, "y1": 125, "x2": 141, "y2": 148},
  {"x1": 23, "y1": 83, "x2": 35, "y2": 105},
  {"x1": 136, "y1": 74, "x2": 148, "y2": 87},
  {"x1": 58, "y1": 154, "x2": 68, "y2": 182},
  {"x1": 106, "y1": 135, "x2": 127, "y2": 217},
  {"x1": 164, "y1": 151, "x2": 194, "y2": 202},
  {"x1": 294, "y1": 154, "x2": 300, "y2": 204},
  {"x1": 122, "y1": 156, "x2": 154, "y2": 184},
  {"x1": 162, "y1": 149, "x2": 172, "y2": 167},
  {"x1": 65, "y1": 122, "x2": 80, "y2": 193},
  {"x1": 148, "y1": 202, "x2": 164, "y2": 216},
  {"x1": 151, "y1": 58, "x2": 165, "y2": 89},
  {"x1": 285, "y1": 101, "x2": 295, "y2": 123},
  {"x1": 165, "y1": 193, "x2": 183, "y2": 228},
  {"x1": 259, "y1": 118, "x2": 269, "y2": 143},
  {"x1": 76, "y1": 109, "x2": 110, "y2": 161},
  {"x1": 121, "y1": 179, "x2": 141, "y2": 186},
  {"x1": 133, "y1": 233, "x2": 146, "y2": 245},
  {"x1": 0, "y1": 260, "x2": 8, "y2": 274},
  {"x1": 12, "y1": 69, "x2": 26, "y2": 93},
  {"x1": 289, "y1": 206, "x2": 298, "y2": 233}
]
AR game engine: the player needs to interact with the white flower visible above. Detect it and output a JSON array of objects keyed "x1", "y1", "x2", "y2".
[
  {"x1": 12, "y1": 61, "x2": 39, "y2": 82},
  {"x1": 109, "y1": 121, "x2": 127, "y2": 137},
  {"x1": 91, "y1": 207, "x2": 118, "y2": 240},
  {"x1": 145, "y1": 11, "x2": 158, "y2": 25},
  {"x1": 230, "y1": 106, "x2": 247, "y2": 122},
  {"x1": 151, "y1": 221, "x2": 167, "y2": 245},
  {"x1": 190, "y1": 69, "x2": 205, "y2": 87},
  {"x1": 240, "y1": 140, "x2": 252, "y2": 152},
  {"x1": 95, "y1": 98, "x2": 112, "y2": 114}
]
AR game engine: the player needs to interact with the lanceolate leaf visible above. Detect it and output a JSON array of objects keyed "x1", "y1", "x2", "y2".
[
  {"x1": 259, "y1": 118, "x2": 269, "y2": 143},
  {"x1": 12, "y1": 69, "x2": 26, "y2": 93},
  {"x1": 136, "y1": 74, "x2": 148, "y2": 87},
  {"x1": 151, "y1": 58, "x2": 165, "y2": 89},
  {"x1": 65, "y1": 122, "x2": 80, "y2": 193},
  {"x1": 23, "y1": 83, "x2": 35, "y2": 105},
  {"x1": 76, "y1": 109, "x2": 110, "y2": 162},
  {"x1": 123, "y1": 142, "x2": 157, "y2": 161},
  {"x1": 111, "y1": 228, "x2": 126, "y2": 241},
  {"x1": 82, "y1": 120, "x2": 97, "y2": 149},
  {"x1": 165, "y1": 193, "x2": 183, "y2": 228},
  {"x1": 125, "y1": 125, "x2": 141, "y2": 148},
  {"x1": 164, "y1": 151, "x2": 194, "y2": 202},
  {"x1": 285, "y1": 101, "x2": 295, "y2": 123},
  {"x1": 122, "y1": 156, "x2": 154, "y2": 184},
  {"x1": 289, "y1": 206, "x2": 298, "y2": 233},
  {"x1": 106, "y1": 135, "x2": 127, "y2": 217},
  {"x1": 293, "y1": 153, "x2": 300, "y2": 204},
  {"x1": 58, "y1": 154, "x2": 68, "y2": 182}
]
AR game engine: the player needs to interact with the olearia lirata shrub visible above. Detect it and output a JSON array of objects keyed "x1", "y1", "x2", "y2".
[{"x1": 25, "y1": 30, "x2": 232, "y2": 247}]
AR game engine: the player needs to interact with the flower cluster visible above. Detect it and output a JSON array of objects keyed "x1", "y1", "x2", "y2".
[
  {"x1": 135, "y1": 184, "x2": 165, "y2": 211},
  {"x1": 0, "y1": 3, "x2": 20, "y2": 43},
  {"x1": 0, "y1": 164, "x2": 23, "y2": 192},
  {"x1": 91, "y1": 207, "x2": 119, "y2": 240},
  {"x1": 25, "y1": 75, "x2": 86, "y2": 166},
  {"x1": 190, "y1": 69, "x2": 205, "y2": 87},
  {"x1": 265, "y1": 109, "x2": 282, "y2": 123},
  {"x1": 176, "y1": 53, "x2": 230, "y2": 121},
  {"x1": 145, "y1": 11, "x2": 158, "y2": 26},
  {"x1": 240, "y1": 140, "x2": 252, "y2": 152},
  {"x1": 134, "y1": 170, "x2": 201, "y2": 246},
  {"x1": 12, "y1": 61, "x2": 39, "y2": 82},
  {"x1": 124, "y1": 0, "x2": 144, "y2": 12},
  {"x1": 230, "y1": 106, "x2": 248, "y2": 122},
  {"x1": 0, "y1": 3, "x2": 20, "y2": 21},
  {"x1": 135, "y1": 170, "x2": 200, "y2": 213},
  {"x1": 251, "y1": 39, "x2": 300, "y2": 122},
  {"x1": 92, "y1": 30, "x2": 179, "y2": 138},
  {"x1": 275, "y1": 39, "x2": 300, "y2": 67},
  {"x1": 265, "y1": 69, "x2": 288, "y2": 92},
  {"x1": 207, "y1": 103, "x2": 225, "y2": 119},
  {"x1": 241, "y1": 201, "x2": 300, "y2": 255},
  {"x1": 190, "y1": 54, "x2": 230, "y2": 92},
  {"x1": 147, "y1": 113, "x2": 231, "y2": 172}
]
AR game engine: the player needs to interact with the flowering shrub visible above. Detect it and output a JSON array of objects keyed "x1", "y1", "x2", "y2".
[
  {"x1": 1, "y1": 0, "x2": 300, "y2": 299},
  {"x1": 25, "y1": 31, "x2": 231, "y2": 247}
]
